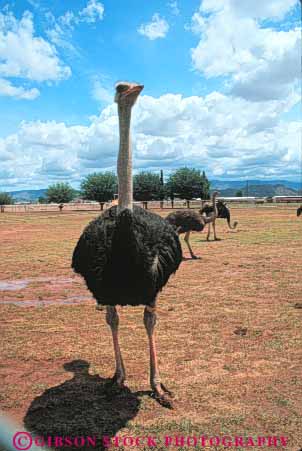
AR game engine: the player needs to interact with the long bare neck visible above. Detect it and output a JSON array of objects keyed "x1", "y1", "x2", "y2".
[
  {"x1": 212, "y1": 193, "x2": 218, "y2": 218},
  {"x1": 117, "y1": 104, "x2": 132, "y2": 211}
]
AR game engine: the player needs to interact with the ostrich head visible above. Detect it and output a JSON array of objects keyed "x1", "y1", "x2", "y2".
[{"x1": 115, "y1": 82, "x2": 144, "y2": 108}]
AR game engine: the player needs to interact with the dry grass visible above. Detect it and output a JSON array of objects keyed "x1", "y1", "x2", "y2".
[{"x1": 0, "y1": 206, "x2": 301, "y2": 450}]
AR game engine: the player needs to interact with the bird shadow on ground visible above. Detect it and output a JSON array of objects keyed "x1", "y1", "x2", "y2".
[
  {"x1": 182, "y1": 256, "x2": 201, "y2": 261},
  {"x1": 24, "y1": 360, "x2": 145, "y2": 451},
  {"x1": 196, "y1": 238, "x2": 222, "y2": 242}
]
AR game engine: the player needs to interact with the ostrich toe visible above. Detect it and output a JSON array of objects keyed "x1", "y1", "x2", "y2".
[
  {"x1": 152, "y1": 383, "x2": 175, "y2": 409},
  {"x1": 110, "y1": 372, "x2": 126, "y2": 389}
]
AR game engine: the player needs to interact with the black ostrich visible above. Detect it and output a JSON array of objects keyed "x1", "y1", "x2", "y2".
[
  {"x1": 165, "y1": 192, "x2": 218, "y2": 259},
  {"x1": 72, "y1": 82, "x2": 182, "y2": 408},
  {"x1": 200, "y1": 199, "x2": 238, "y2": 240},
  {"x1": 297, "y1": 205, "x2": 302, "y2": 217}
]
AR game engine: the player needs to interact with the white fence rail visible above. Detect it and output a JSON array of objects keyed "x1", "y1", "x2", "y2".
[{"x1": 1, "y1": 196, "x2": 302, "y2": 213}]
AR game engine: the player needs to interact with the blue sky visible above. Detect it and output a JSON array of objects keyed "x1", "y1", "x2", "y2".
[{"x1": 0, "y1": 0, "x2": 301, "y2": 190}]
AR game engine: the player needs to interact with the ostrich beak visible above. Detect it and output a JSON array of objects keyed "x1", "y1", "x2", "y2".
[{"x1": 124, "y1": 85, "x2": 144, "y2": 97}]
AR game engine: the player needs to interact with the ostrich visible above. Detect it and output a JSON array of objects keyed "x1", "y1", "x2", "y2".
[
  {"x1": 297, "y1": 205, "x2": 302, "y2": 217},
  {"x1": 165, "y1": 192, "x2": 218, "y2": 259},
  {"x1": 72, "y1": 82, "x2": 182, "y2": 408},
  {"x1": 200, "y1": 199, "x2": 238, "y2": 241}
]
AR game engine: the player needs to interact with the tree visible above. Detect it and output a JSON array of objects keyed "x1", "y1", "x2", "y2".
[
  {"x1": 159, "y1": 169, "x2": 165, "y2": 208},
  {"x1": 133, "y1": 172, "x2": 163, "y2": 201},
  {"x1": 166, "y1": 168, "x2": 210, "y2": 201},
  {"x1": 81, "y1": 172, "x2": 117, "y2": 208},
  {"x1": 45, "y1": 183, "x2": 75, "y2": 203},
  {"x1": 38, "y1": 196, "x2": 47, "y2": 204},
  {"x1": 201, "y1": 171, "x2": 210, "y2": 200},
  {"x1": 236, "y1": 190, "x2": 243, "y2": 197},
  {"x1": 0, "y1": 192, "x2": 13, "y2": 211},
  {"x1": 0, "y1": 192, "x2": 14, "y2": 205}
]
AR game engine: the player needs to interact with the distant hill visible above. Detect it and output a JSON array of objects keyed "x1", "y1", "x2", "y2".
[
  {"x1": 219, "y1": 184, "x2": 298, "y2": 197},
  {"x1": 8, "y1": 189, "x2": 47, "y2": 202},
  {"x1": 6, "y1": 189, "x2": 83, "y2": 202},
  {"x1": 211, "y1": 179, "x2": 301, "y2": 191},
  {"x1": 3, "y1": 179, "x2": 301, "y2": 202}
]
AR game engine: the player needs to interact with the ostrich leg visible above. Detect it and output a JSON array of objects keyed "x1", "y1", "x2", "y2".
[
  {"x1": 184, "y1": 231, "x2": 199, "y2": 259},
  {"x1": 144, "y1": 306, "x2": 173, "y2": 408},
  {"x1": 213, "y1": 221, "x2": 218, "y2": 241},
  {"x1": 106, "y1": 306, "x2": 126, "y2": 387},
  {"x1": 206, "y1": 223, "x2": 211, "y2": 241},
  {"x1": 212, "y1": 222, "x2": 219, "y2": 241}
]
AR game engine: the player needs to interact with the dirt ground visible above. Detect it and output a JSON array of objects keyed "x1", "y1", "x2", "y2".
[{"x1": 0, "y1": 206, "x2": 301, "y2": 451}]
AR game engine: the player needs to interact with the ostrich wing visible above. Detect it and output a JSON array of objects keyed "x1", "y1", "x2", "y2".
[{"x1": 166, "y1": 210, "x2": 206, "y2": 233}]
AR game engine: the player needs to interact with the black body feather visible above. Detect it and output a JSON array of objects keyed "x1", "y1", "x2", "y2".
[
  {"x1": 72, "y1": 206, "x2": 182, "y2": 307},
  {"x1": 165, "y1": 210, "x2": 205, "y2": 234},
  {"x1": 200, "y1": 201, "x2": 237, "y2": 229},
  {"x1": 297, "y1": 206, "x2": 302, "y2": 217}
]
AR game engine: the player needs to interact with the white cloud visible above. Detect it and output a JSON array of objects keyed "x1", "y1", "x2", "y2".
[
  {"x1": 189, "y1": 0, "x2": 300, "y2": 102},
  {"x1": 91, "y1": 77, "x2": 112, "y2": 103},
  {"x1": 79, "y1": 0, "x2": 104, "y2": 23},
  {"x1": 46, "y1": 1, "x2": 105, "y2": 49},
  {"x1": 27, "y1": 0, "x2": 40, "y2": 9},
  {"x1": 40, "y1": 157, "x2": 77, "y2": 176},
  {"x1": 0, "y1": 78, "x2": 39, "y2": 100},
  {"x1": 0, "y1": 10, "x2": 71, "y2": 82},
  {"x1": 0, "y1": 91, "x2": 300, "y2": 190},
  {"x1": 200, "y1": 0, "x2": 297, "y2": 19},
  {"x1": 45, "y1": 11, "x2": 76, "y2": 51},
  {"x1": 0, "y1": 9, "x2": 71, "y2": 100},
  {"x1": 0, "y1": 1, "x2": 105, "y2": 100},
  {"x1": 168, "y1": 1, "x2": 180, "y2": 16},
  {"x1": 228, "y1": 0, "x2": 297, "y2": 20},
  {"x1": 138, "y1": 13, "x2": 169, "y2": 40}
]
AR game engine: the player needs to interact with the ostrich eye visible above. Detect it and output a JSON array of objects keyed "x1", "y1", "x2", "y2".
[{"x1": 116, "y1": 84, "x2": 129, "y2": 93}]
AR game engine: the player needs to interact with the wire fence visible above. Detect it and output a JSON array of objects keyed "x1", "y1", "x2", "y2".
[
  {"x1": 1, "y1": 197, "x2": 302, "y2": 214},
  {"x1": 1, "y1": 200, "x2": 203, "y2": 213}
]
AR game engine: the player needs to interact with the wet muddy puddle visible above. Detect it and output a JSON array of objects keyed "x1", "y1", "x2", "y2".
[
  {"x1": 0, "y1": 277, "x2": 94, "y2": 307},
  {"x1": 1, "y1": 296, "x2": 94, "y2": 307}
]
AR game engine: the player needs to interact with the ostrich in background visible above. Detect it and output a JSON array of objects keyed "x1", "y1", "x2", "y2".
[
  {"x1": 200, "y1": 199, "x2": 238, "y2": 241},
  {"x1": 72, "y1": 82, "x2": 182, "y2": 408},
  {"x1": 297, "y1": 205, "x2": 302, "y2": 217},
  {"x1": 166, "y1": 192, "x2": 218, "y2": 259}
]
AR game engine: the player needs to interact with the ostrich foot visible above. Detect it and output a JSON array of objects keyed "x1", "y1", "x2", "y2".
[
  {"x1": 152, "y1": 383, "x2": 175, "y2": 409},
  {"x1": 191, "y1": 255, "x2": 201, "y2": 260},
  {"x1": 214, "y1": 237, "x2": 221, "y2": 241},
  {"x1": 109, "y1": 372, "x2": 126, "y2": 389}
]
